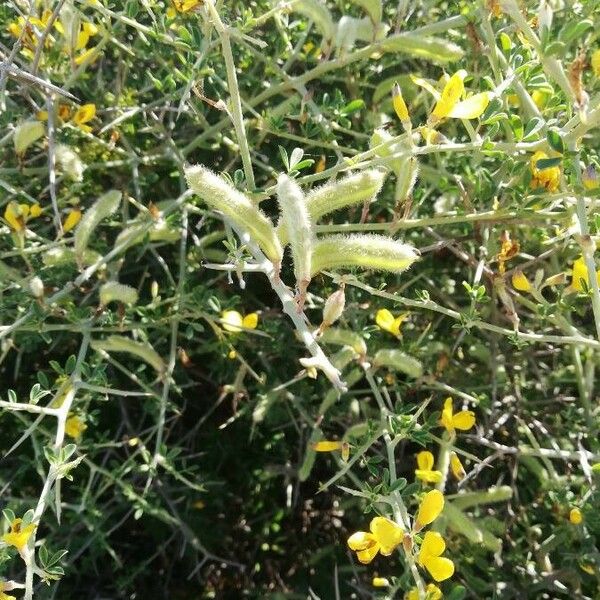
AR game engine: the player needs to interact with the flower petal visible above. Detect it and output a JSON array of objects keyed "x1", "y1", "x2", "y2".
[
  {"x1": 375, "y1": 308, "x2": 395, "y2": 332},
  {"x1": 440, "y1": 397, "x2": 454, "y2": 432},
  {"x1": 432, "y1": 70, "x2": 467, "y2": 120},
  {"x1": 221, "y1": 310, "x2": 243, "y2": 333},
  {"x1": 416, "y1": 490, "x2": 444, "y2": 527},
  {"x1": 356, "y1": 543, "x2": 380, "y2": 564},
  {"x1": 424, "y1": 556, "x2": 455, "y2": 581},
  {"x1": 347, "y1": 531, "x2": 376, "y2": 551},
  {"x1": 242, "y1": 313, "x2": 259, "y2": 329},
  {"x1": 447, "y1": 92, "x2": 490, "y2": 119},
  {"x1": 418, "y1": 531, "x2": 446, "y2": 564},
  {"x1": 452, "y1": 410, "x2": 475, "y2": 431},
  {"x1": 312, "y1": 440, "x2": 343, "y2": 452},
  {"x1": 369, "y1": 516, "x2": 403, "y2": 554},
  {"x1": 417, "y1": 450, "x2": 434, "y2": 471}
]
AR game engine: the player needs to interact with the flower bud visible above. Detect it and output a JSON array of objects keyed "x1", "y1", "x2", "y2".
[
  {"x1": 321, "y1": 287, "x2": 345, "y2": 328},
  {"x1": 29, "y1": 276, "x2": 44, "y2": 299},
  {"x1": 392, "y1": 82, "x2": 411, "y2": 131}
]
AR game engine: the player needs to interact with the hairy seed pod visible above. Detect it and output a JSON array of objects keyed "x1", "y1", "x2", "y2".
[
  {"x1": 185, "y1": 165, "x2": 283, "y2": 264},
  {"x1": 14, "y1": 121, "x2": 45, "y2": 156},
  {"x1": 74, "y1": 190, "x2": 122, "y2": 262},
  {"x1": 381, "y1": 34, "x2": 464, "y2": 63},
  {"x1": 373, "y1": 349, "x2": 423, "y2": 378},
  {"x1": 319, "y1": 327, "x2": 367, "y2": 357},
  {"x1": 91, "y1": 335, "x2": 165, "y2": 374},
  {"x1": 29, "y1": 276, "x2": 44, "y2": 299},
  {"x1": 395, "y1": 156, "x2": 419, "y2": 205},
  {"x1": 278, "y1": 170, "x2": 385, "y2": 245},
  {"x1": 99, "y1": 281, "x2": 139, "y2": 306},
  {"x1": 55, "y1": 144, "x2": 85, "y2": 181},
  {"x1": 42, "y1": 247, "x2": 102, "y2": 267},
  {"x1": 311, "y1": 234, "x2": 418, "y2": 276},
  {"x1": 349, "y1": 0, "x2": 382, "y2": 24},
  {"x1": 276, "y1": 174, "x2": 313, "y2": 299}
]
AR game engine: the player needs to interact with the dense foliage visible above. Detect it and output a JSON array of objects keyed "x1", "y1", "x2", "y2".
[{"x1": 1, "y1": 0, "x2": 600, "y2": 598}]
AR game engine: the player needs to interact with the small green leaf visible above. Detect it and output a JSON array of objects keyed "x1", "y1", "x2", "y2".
[
  {"x1": 340, "y1": 99, "x2": 365, "y2": 116},
  {"x1": 546, "y1": 129, "x2": 564, "y2": 154},
  {"x1": 536, "y1": 157, "x2": 561, "y2": 170}
]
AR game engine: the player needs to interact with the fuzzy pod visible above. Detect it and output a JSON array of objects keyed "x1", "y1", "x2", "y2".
[
  {"x1": 369, "y1": 129, "x2": 408, "y2": 176},
  {"x1": 99, "y1": 281, "x2": 139, "y2": 306},
  {"x1": 444, "y1": 503, "x2": 502, "y2": 553},
  {"x1": 14, "y1": 121, "x2": 45, "y2": 155},
  {"x1": 395, "y1": 156, "x2": 419, "y2": 204},
  {"x1": 55, "y1": 144, "x2": 85, "y2": 181},
  {"x1": 114, "y1": 219, "x2": 179, "y2": 251},
  {"x1": 381, "y1": 34, "x2": 464, "y2": 63},
  {"x1": 373, "y1": 349, "x2": 423, "y2": 378},
  {"x1": 311, "y1": 234, "x2": 418, "y2": 276},
  {"x1": 278, "y1": 170, "x2": 386, "y2": 245},
  {"x1": 349, "y1": 0, "x2": 382, "y2": 23},
  {"x1": 42, "y1": 247, "x2": 102, "y2": 267},
  {"x1": 91, "y1": 335, "x2": 165, "y2": 374},
  {"x1": 276, "y1": 174, "x2": 314, "y2": 289},
  {"x1": 185, "y1": 165, "x2": 283, "y2": 264},
  {"x1": 29, "y1": 276, "x2": 44, "y2": 299},
  {"x1": 74, "y1": 190, "x2": 122, "y2": 261},
  {"x1": 319, "y1": 327, "x2": 367, "y2": 357}
]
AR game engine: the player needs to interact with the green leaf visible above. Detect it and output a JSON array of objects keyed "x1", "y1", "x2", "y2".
[
  {"x1": 522, "y1": 117, "x2": 544, "y2": 141},
  {"x1": 446, "y1": 586, "x2": 467, "y2": 600},
  {"x1": 546, "y1": 129, "x2": 564, "y2": 154},
  {"x1": 536, "y1": 157, "x2": 561, "y2": 170},
  {"x1": 340, "y1": 99, "x2": 365, "y2": 116}
]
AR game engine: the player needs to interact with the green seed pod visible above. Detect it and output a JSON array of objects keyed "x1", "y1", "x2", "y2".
[
  {"x1": 55, "y1": 144, "x2": 85, "y2": 182},
  {"x1": 451, "y1": 486, "x2": 513, "y2": 510},
  {"x1": 311, "y1": 234, "x2": 418, "y2": 276},
  {"x1": 381, "y1": 34, "x2": 464, "y2": 63},
  {"x1": 278, "y1": 170, "x2": 386, "y2": 245},
  {"x1": 99, "y1": 281, "x2": 139, "y2": 306},
  {"x1": 369, "y1": 129, "x2": 409, "y2": 176},
  {"x1": 321, "y1": 287, "x2": 345, "y2": 328},
  {"x1": 395, "y1": 156, "x2": 419, "y2": 205},
  {"x1": 444, "y1": 503, "x2": 501, "y2": 552},
  {"x1": 74, "y1": 190, "x2": 122, "y2": 262},
  {"x1": 91, "y1": 335, "x2": 164, "y2": 374},
  {"x1": 42, "y1": 247, "x2": 102, "y2": 267},
  {"x1": 349, "y1": 0, "x2": 382, "y2": 24},
  {"x1": 373, "y1": 349, "x2": 423, "y2": 378},
  {"x1": 14, "y1": 121, "x2": 45, "y2": 156},
  {"x1": 185, "y1": 165, "x2": 283, "y2": 264},
  {"x1": 276, "y1": 174, "x2": 313, "y2": 295},
  {"x1": 319, "y1": 327, "x2": 367, "y2": 357}
]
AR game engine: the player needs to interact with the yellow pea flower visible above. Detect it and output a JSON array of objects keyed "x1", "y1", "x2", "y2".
[
  {"x1": 220, "y1": 310, "x2": 259, "y2": 333},
  {"x1": 75, "y1": 45, "x2": 101, "y2": 66},
  {"x1": 570, "y1": 256, "x2": 600, "y2": 292},
  {"x1": 63, "y1": 208, "x2": 82, "y2": 233},
  {"x1": 1, "y1": 518, "x2": 36, "y2": 552},
  {"x1": 376, "y1": 308, "x2": 409, "y2": 338},
  {"x1": 65, "y1": 415, "x2": 87, "y2": 439},
  {"x1": 447, "y1": 92, "x2": 490, "y2": 119},
  {"x1": 0, "y1": 580, "x2": 17, "y2": 600},
  {"x1": 531, "y1": 90, "x2": 548, "y2": 109},
  {"x1": 392, "y1": 82, "x2": 410, "y2": 130},
  {"x1": 530, "y1": 151, "x2": 560, "y2": 192},
  {"x1": 450, "y1": 452, "x2": 466, "y2": 481},
  {"x1": 582, "y1": 165, "x2": 599, "y2": 191},
  {"x1": 415, "y1": 489, "x2": 444, "y2": 529},
  {"x1": 171, "y1": 0, "x2": 201, "y2": 12},
  {"x1": 592, "y1": 49, "x2": 600, "y2": 77},
  {"x1": 417, "y1": 531, "x2": 455, "y2": 582},
  {"x1": 3, "y1": 202, "x2": 43, "y2": 232},
  {"x1": 415, "y1": 451, "x2": 443, "y2": 484},
  {"x1": 440, "y1": 397, "x2": 475, "y2": 434},
  {"x1": 372, "y1": 577, "x2": 390, "y2": 587},
  {"x1": 71, "y1": 104, "x2": 96, "y2": 132},
  {"x1": 511, "y1": 270, "x2": 532, "y2": 293},
  {"x1": 406, "y1": 583, "x2": 443, "y2": 600},
  {"x1": 430, "y1": 71, "x2": 467, "y2": 122},
  {"x1": 347, "y1": 516, "x2": 403, "y2": 564},
  {"x1": 569, "y1": 507, "x2": 583, "y2": 525},
  {"x1": 312, "y1": 440, "x2": 343, "y2": 452}
]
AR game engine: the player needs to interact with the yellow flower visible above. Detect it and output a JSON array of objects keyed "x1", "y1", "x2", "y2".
[
  {"x1": 530, "y1": 151, "x2": 560, "y2": 192},
  {"x1": 312, "y1": 440, "x2": 343, "y2": 452},
  {"x1": 62, "y1": 208, "x2": 82, "y2": 233},
  {"x1": 0, "y1": 580, "x2": 16, "y2": 600},
  {"x1": 569, "y1": 507, "x2": 583, "y2": 525},
  {"x1": 2, "y1": 518, "x2": 36, "y2": 552},
  {"x1": 347, "y1": 516, "x2": 403, "y2": 564},
  {"x1": 570, "y1": 256, "x2": 600, "y2": 292},
  {"x1": 431, "y1": 71, "x2": 466, "y2": 122},
  {"x1": 220, "y1": 310, "x2": 259, "y2": 333},
  {"x1": 4, "y1": 202, "x2": 41, "y2": 233},
  {"x1": 440, "y1": 397, "x2": 475, "y2": 435},
  {"x1": 75, "y1": 45, "x2": 101, "y2": 66},
  {"x1": 450, "y1": 452, "x2": 466, "y2": 481},
  {"x1": 372, "y1": 577, "x2": 390, "y2": 587},
  {"x1": 582, "y1": 165, "x2": 599, "y2": 191},
  {"x1": 392, "y1": 82, "x2": 410, "y2": 125},
  {"x1": 171, "y1": 0, "x2": 201, "y2": 12},
  {"x1": 416, "y1": 489, "x2": 444, "y2": 528},
  {"x1": 71, "y1": 104, "x2": 96, "y2": 132},
  {"x1": 592, "y1": 49, "x2": 600, "y2": 77},
  {"x1": 406, "y1": 583, "x2": 443, "y2": 600},
  {"x1": 511, "y1": 270, "x2": 532, "y2": 293},
  {"x1": 531, "y1": 90, "x2": 548, "y2": 109},
  {"x1": 415, "y1": 451, "x2": 443, "y2": 484},
  {"x1": 417, "y1": 531, "x2": 455, "y2": 582},
  {"x1": 65, "y1": 415, "x2": 87, "y2": 439},
  {"x1": 376, "y1": 308, "x2": 408, "y2": 338}
]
